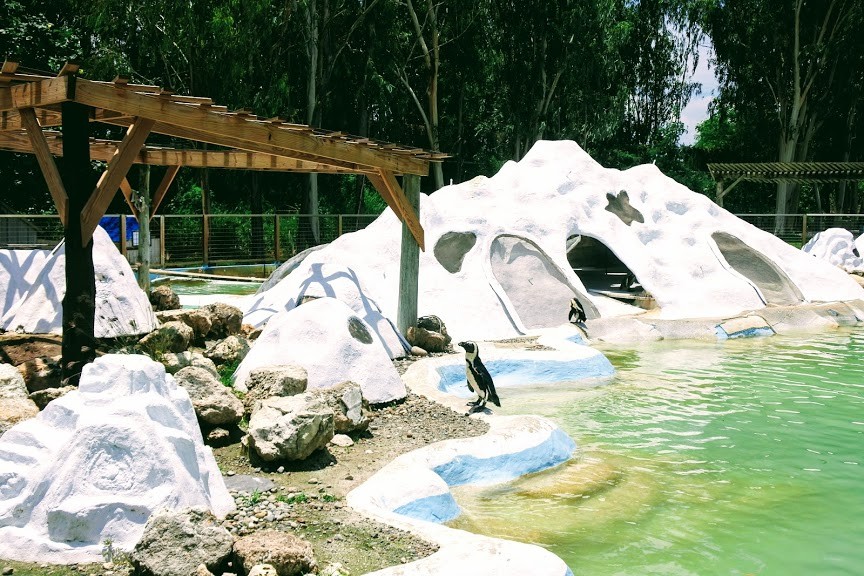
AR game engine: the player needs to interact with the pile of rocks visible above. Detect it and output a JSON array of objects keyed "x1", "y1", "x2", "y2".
[
  {"x1": 130, "y1": 507, "x2": 318, "y2": 576},
  {"x1": 406, "y1": 315, "x2": 452, "y2": 355}
]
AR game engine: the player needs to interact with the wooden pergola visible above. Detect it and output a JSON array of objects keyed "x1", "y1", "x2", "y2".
[
  {"x1": 0, "y1": 61, "x2": 445, "y2": 384},
  {"x1": 708, "y1": 162, "x2": 864, "y2": 207}
]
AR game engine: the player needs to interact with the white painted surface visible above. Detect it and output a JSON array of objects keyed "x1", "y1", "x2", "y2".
[
  {"x1": 234, "y1": 297, "x2": 406, "y2": 404},
  {"x1": 246, "y1": 141, "x2": 863, "y2": 343},
  {"x1": 1, "y1": 227, "x2": 157, "y2": 336},
  {"x1": 0, "y1": 354, "x2": 234, "y2": 563}
]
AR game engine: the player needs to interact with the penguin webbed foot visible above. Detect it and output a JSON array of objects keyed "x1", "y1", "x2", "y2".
[
  {"x1": 466, "y1": 405, "x2": 492, "y2": 416},
  {"x1": 466, "y1": 399, "x2": 481, "y2": 407}
]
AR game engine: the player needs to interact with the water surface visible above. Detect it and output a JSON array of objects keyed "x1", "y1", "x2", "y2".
[{"x1": 449, "y1": 328, "x2": 864, "y2": 575}]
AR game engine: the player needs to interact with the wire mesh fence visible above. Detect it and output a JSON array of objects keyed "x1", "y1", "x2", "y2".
[{"x1": 4, "y1": 212, "x2": 864, "y2": 267}]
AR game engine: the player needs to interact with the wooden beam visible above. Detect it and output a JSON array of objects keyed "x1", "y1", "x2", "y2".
[
  {"x1": 0, "y1": 129, "x2": 365, "y2": 173},
  {"x1": 119, "y1": 177, "x2": 139, "y2": 219},
  {"x1": 0, "y1": 108, "x2": 63, "y2": 131},
  {"x1": 0, "y1": 76, "x2": 71, "y2": 112},
  {"x1": 19, "y1": 108, "x2": 68, "y2": 225},
  {"x1": 73, "y1": 78, "x2": 429, "y2": 175},
  {"x1": 368, "y1": 169, "x2": 425, "y2": 250},
  {"x1": 151, "y1": 165, "x2": 180, "y2": 218},
  {"x1": 80, "y1": 117, "x2": 155, "y2": 244},
  {"x1": 1, "y1": 61, "x2": 18, "y2": 75}
]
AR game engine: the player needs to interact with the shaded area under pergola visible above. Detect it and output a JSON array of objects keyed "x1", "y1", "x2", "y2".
[
  {"x1": 708, "y1": 162, "x2": 864, "y2": 207},
  {"x1": 0, "y1": 61, "x2": 445, "y2": 385}
]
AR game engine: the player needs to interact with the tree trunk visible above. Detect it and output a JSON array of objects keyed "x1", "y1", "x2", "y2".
[
  {"x1": 302, "y1": 0, "x2": 321, "y2": 248},
  {"x1": 138, "y1": 165, "x2": 151, "y2": 292},
  {"x1": 60, "y1": 100, "x2": 96, "y2": 387}
]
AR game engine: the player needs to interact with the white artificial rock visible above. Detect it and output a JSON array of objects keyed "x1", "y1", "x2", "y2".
[
  {"x1": 1, "y1": 227, "x2": 157, "y2": 337},
  {"x1": 0, "y1": 354, "x2": 234, "y2": 564},
  {"x1": 245, "y1": 141, "x2": 864, "y2": 343},
  {"x1": 0, "y1": 249, "x2": 50, "y2": 319},
  {"x1": 348, "y1": 415, "x2": 575, "y2": 576},
  {"x1": 802, "y1": 227, "x2": 864, "y2": 273},
  {"x1": 234, "y1": 297, "x2": 406, "y2": 404}
]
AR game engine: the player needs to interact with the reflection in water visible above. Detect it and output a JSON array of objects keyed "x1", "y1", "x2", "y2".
[{"x1": 448, "y1": 328, "x2": 864, "y2": 575}]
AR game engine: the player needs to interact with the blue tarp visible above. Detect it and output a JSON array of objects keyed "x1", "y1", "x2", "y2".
[{"x1": 99, "y1": 216, "x2": 139, "y2": 243}]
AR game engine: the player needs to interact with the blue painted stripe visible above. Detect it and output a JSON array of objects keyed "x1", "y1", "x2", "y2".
[
  {"x1": 393, "y1": 492, "x2": 461, "y2": 523},
  {"x1": 715, "y1": 325, "x2": 775, "y2": 340},
  {"x1": 437, "y1": 357, "x2": 614, "y2": 397},
  {"x1": 431, "y1": 429, "x2": 576, "y2": 487}
]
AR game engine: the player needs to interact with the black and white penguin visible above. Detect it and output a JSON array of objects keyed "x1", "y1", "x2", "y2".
[
  {"x1": 457, "y1": 341, "x2": 501, "y2": 413},
  {"x1": 569, "y1": 297, "x2": 587, "y2": 324}
]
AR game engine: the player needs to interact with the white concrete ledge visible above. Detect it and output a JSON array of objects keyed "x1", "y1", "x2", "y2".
[{"x1": 348, "y1": 415, "x2": 575, "y2": 576}]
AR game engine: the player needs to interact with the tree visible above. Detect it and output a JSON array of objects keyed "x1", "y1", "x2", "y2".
[{"x1": 707, "y1": 0, "x2": 864, "y2": 224}]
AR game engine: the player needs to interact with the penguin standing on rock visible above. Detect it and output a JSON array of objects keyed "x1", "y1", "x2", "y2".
[
  {"x1": 457, "y1": 341, "x2": 501, "y2": 414},
  {"x1": 569, "y1": 297, "x2": 587, "y2": 325}
]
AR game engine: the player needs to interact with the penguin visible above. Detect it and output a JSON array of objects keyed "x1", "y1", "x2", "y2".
[
  {"x1": 569, "y1": 297, "x2": 587, "y2": 324},
  {"x1": 457, "y1": 341, "x2": 501, "y2": 413}
]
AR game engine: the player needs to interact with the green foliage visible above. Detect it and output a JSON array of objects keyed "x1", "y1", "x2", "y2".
[
  {"x1": 218, "y1": 359, "x2": 241, "y2": 388},
  {"x1": 278, "y1": 492, "x2": 308, "y2": 504}
]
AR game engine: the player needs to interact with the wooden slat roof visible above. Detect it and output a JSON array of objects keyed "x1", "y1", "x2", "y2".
[
  {"x1": 708, "y1": 162, "x2": 864, "y2": 184},
  {"x1": 0, "y1": 61, "x2": 444, "y2": 249}
]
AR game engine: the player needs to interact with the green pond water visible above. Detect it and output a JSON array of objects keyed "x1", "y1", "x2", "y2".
[
  {"x1": 154, "y1": 278, "x2": 261, "y2": 296},
  {"x1": 448, "y1": 328, "x2": 864, "y2": 575}
]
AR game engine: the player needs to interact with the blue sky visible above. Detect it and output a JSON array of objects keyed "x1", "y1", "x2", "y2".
[{"x1": 679, "y1": 42, "x2": 718, "y2": 145}]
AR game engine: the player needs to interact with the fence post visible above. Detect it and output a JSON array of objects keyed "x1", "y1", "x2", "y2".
[
  {"x1": 274, "y1": 214, "x2": 281, "y2": 262},
  {"x1": 160, "y1": 215, "x2": 166, "y2": 267},
  {"x1": 119, "y1": 215, "x2": 127, "y2": 259},
  {"x1": 802, "y1": 214, "x2": 808, "y2": 247},
  {"x1": 202, "y1": 213, "x2": 210, "y2": 266},
  {"x1": 338, "y1": 214, "x2": 343, "y2": 237}
]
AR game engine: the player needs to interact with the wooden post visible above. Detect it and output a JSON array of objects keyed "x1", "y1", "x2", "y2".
[
  {"x1": 202, "y1": 213, "x2": 210, "y2": 266},
  {"x1": 397, "y1": 175, "x2": 421, "y2": 338},
  {"x1": 60, "y1": 99, "x2": 96, "y2": 386},
  {"x1": 159, "y1": 215, "x2": 166, "y2": 267},
  {"x1": 138, "y1": 164, "x2": 151, "y2": 291},
  {"x1": 715, "y1": 181, "x2": 724, "y2": 208},
  {"x1": 801, "y1": 213, "x2": 808, "y2": 247},
  {"x1": 274, "y1": 215, "x2": 281, "y2": 262},
  {"x1": 120, "y1": 215, "x2": 127, "y2": 258}
]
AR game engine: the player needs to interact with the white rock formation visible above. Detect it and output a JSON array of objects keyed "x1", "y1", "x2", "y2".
[
  {"x1": 0, "y1": 248, "x2": 50, "y2": 318},
  {"x1": 245, "y1": 140, "x2": 864, "y2": 343},
  {"x1": 234, "y1": 297, "x2": 406, "y2": 404},
  {"x1": 1, "y1": 227, "x2": 157, "y2": 337},
  {"x1": 0, "y1": 354, "x2": 234, "y2": 563},
  {"x1": 802, "y1": 227, "x2": 864, "y2": 273}
]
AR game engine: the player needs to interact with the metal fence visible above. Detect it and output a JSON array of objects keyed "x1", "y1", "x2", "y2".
[{"x1": 4, "y1": 212, "x2": 864, "y2": 266}]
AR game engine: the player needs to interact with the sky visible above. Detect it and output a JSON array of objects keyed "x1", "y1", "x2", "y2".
[{"x1": 679, "y1": 42, "x2": 718, "y2": 145}]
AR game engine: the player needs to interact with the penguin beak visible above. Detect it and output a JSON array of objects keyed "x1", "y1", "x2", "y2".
[{"x1": 457, "y1": 341, "x2": 467, "y2": 350}]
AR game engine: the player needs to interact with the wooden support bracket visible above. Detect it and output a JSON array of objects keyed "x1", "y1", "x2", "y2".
[
  {"x1": 19, "y1": 108, "x2": 68, "y2": 225},
  {"x1": 119, "y1": 177, "x2": 139, "y2": 219},
  {"x1": 367, "y1": 168, "x2": 424, "y2": 250},
  {"x1": 151, "y1": 165, "x2": 180, "y2": 219},
  {"x1": 81, "y1": 117, "x2": 155, "y2": 244}
]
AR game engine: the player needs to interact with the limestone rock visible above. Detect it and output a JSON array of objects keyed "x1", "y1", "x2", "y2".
[
  {"x1": 149, "y1": 285, "x2": 181, "y2": 311},
  {"x1": 206, "y1": 427, "x2": 231, "y2": 445},
  {"x1": 248, "y1": 565, "x2": 278, "y2": 576},
  {"x1": 0, "y1": 397, "x2": 39, "y2": 437},
  {"x1": 138, "y1": 321, "x2": 193, "y2": 355},
  {"x1": 242, "y1": 364, "x2": 308, "y2": 409},
  {"x1": 247, "y1": 395, "x2": 334, "y2": 461},
  {"x1": 16, "y1": 356, "x2": 61, "y2": 393},
  {"x1": 0, "y1": 355, "x2": 234, "y2": 564},
  {"x1": 200, "y1": 303, "x2": 243, "y2": 339},
  {"x1": 131, "y1": 507, "x2": 234, "y2": 576},
  {"x1": 156, "y1": 309, "x2": 213, "y2": 343},
  {"x1": 175, "y1": 366, "x2": 244, "y2": 426},
  {"x1": 241, "y1": 324, "x2": 263, "y2": 340},
  {"x1": 314, "y1": 381, "x2": 370, "y2": 434},
  {"x1": 1, "y1": 227, "x2": 157, "y2": 337},
  {"x1": 330, "y1": 434, "x2": 354, "y2": 447},
  {"x1": 235, "y1": 298, "x2": 406, "y2": 404},
  {"x1": 204, "y1": 335, "x2": 250, "y2": 366},
  {"x1": 0, "y1": 333, "x2": 62, "y2": 366},
  {"x1": 406, "y1": 326, "x2": 448, "y2": 353},
  {"x1": 0, "y1": 363, "x2": 28, "y2": 399},
  {"x1": 160, "y1": 351, "x2": 219, "y2": 376},
  {"x1": 233, "y1": 530, "x2": 317, "y2": 576},
  {"x1": 28, "y1": 385, "x2": 76, "y2": 410}
]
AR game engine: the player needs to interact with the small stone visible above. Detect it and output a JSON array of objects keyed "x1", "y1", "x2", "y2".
[
  {"x1": 410, "y1": 345, "x2": 429, "y2": 356},
  {"x1": 330, "y1": 434, "x2": 354, "y2": 447},
  {"x1": 2, "y1": 567, "x2": 13, "y2": 575},
  {"x1": 308, "y1": 478, "x2": 319, "y2": 485},
  {"x1": 102, "y1": 562, "x2": 115, "y2": 570},
  {"x1": 344, "y1": 474, "x2": 354, "y2": 481},
  {"x1": 227, "y1": 470, "x2": 236, "y2": 476},
  {"x1": 277, "y1": 466, "x2": 285, "y2": 474}
]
